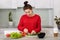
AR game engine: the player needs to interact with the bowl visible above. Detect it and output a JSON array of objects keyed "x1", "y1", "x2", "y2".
[{"x1": 37, "y1": 32, "x2": 45, "y2": 38}]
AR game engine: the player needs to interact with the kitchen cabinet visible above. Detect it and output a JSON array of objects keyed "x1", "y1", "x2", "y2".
[
  {"x1": 35, "y1": 0, "x2": 53, "y2": 8},
  {"x1": 0, "y1": 0, "x2": 53, "y2": 9},
  {"x1": 17, "y1": 0, "x2": 35, "y2": 7},
  {"x1": 0, "y1": 0, "x2": 17, "y2": 9},
  {"x1": 54, "y1": 0, "x2": 60, "y2": 17},
  {"x1": 12, "y1": 0, "x2": 17, "y2": 9},
  {"x1": 17, "y1": 0, "x2": 53, "y2": 8}
]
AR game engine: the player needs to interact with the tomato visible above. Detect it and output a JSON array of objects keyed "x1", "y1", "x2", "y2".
[
  {"x1": 6, "y1": 34, "x2": 10, "y2": 37},
  {"x1": 21, "y1": 32, "x2": 27, "y2": 37}
]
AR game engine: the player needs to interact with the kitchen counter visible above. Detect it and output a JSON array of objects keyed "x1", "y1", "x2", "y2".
[
  {"x1": 0, "y1": 35, "x2": 60, "y2": 40},
  {"x1": 0, "y1": 28, "x2": 60, "y2": 40}
]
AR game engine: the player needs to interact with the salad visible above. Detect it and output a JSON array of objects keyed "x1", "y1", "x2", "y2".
[{"x1": 6, "y1": 32, "x2": 37, "y2": 39}]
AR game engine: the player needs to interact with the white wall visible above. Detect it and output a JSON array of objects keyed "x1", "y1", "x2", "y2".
[
  {"x1": 0, "y1": 8, "x2": 53, "y2": 28},
  {"x1": 54, "y1": 0, "x2": 60, "y2": 28},
  {"x1": 0, "y1": 9, "x2": 12, "y2": 27}
]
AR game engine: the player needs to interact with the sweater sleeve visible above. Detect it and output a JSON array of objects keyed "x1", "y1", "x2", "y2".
[
  {"x1": 17, "y1": 16, "x2": 25, "y2": 31},
  {"x1": 34, "y1": 16, "x2": 41, "y2": 33}
]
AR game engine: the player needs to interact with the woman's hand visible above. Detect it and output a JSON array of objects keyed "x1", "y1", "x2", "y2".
[
  {"x1": 24, "y1": 28, "x2": 28, "y2": 33},
  {"x1": 31, "y1": 30, "x2": 36, "y2": 34}
]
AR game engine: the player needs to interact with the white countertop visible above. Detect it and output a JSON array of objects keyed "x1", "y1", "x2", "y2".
[{"x1": 0, "y1": 28, "x2": 60, "y2": 40}]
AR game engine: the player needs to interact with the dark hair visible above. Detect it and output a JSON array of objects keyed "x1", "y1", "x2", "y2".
[{"x1": 23, "y1": 1, "x2": 32, "y2": 10}]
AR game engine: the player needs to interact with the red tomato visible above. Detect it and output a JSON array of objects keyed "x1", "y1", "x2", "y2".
[
  {"x1": 22, "y1": 32, "x2": 27, "y2": 37},
  {"x1": 6, "y1": 34, "x2": 10, "y2": 37}
]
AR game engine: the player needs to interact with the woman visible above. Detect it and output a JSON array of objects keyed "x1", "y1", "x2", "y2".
[{"x1": 18, "y1": 1, "x2": 41, "y2": 34}]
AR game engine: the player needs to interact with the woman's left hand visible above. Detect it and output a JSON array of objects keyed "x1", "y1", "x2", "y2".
[{"x1": 31, "y1": 30, "x2": 36, "y2": 34}]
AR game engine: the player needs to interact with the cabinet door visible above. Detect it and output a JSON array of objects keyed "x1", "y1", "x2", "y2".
[
  {"x1": 17, "y1": 0, "x2": 35, "y2": 7},
  {"x1": 50, "y1": 0, "x2": 53, "y2": 8},
  {"x1": 54, "y1": 0, "x2": 60, "y2": 17},
  {"x1": 35, "y1": 0, "x2": 53, "y2": 8},
  {"x1": 12, "y1": 0, "x2": 17, "y2": 9},
  {"x1": 0, "y1": 0, "x2": 12, "y2": 9},
  {"x1": 0, "y1": 0, "x2": 17, "y2": 9}
]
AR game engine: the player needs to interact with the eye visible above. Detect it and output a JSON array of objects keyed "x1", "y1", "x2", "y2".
[{"x1": 25, "y1": 11, "x2": 30, "y2": 13}]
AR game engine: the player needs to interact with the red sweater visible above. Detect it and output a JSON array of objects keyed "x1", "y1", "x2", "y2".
[{"x1": 18, "y1": 14, "x2": 41, "y2": 33}]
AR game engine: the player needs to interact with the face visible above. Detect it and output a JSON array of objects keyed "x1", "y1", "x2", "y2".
[{"x1": 24, "y1": 9, "x2": 33, "y2": 16}]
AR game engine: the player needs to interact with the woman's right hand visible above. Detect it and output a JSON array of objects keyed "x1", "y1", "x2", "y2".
[{"x1": 24, "y1": 28, "x2": 28, "y2": 33}]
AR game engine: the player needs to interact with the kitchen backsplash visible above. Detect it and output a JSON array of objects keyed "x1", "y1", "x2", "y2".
[{"x1": 0, "y1": 8, "x2": 54, "y2": 28}]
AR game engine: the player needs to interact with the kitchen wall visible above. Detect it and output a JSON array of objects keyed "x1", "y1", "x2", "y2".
[
  {"x1": 53, "y1": 0, "x2": 60, "y2": 28},
  {"x1": 0, "y1": 8, "x2": 54, "y2": 28}
]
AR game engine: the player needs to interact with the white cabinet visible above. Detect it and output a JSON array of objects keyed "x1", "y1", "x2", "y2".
[
  {"x1": 0, "y1": 0, "x2": 53, "y2": 9},
  {"x1": 17, "y1": 0, "x2": 53, "y2": 8},
  {"x1": 0, "y1": 0, "x2": 11, "y2": 9},
  {"x1": 12, "y1": 0, "x2": 17, "y2": 9},
  {"x1": 0, "y1": 0, "x2": 17, "y2": 9},
  {"x1": 54, "y1": 0, "x2": 60, "y2": 17},
  {"x1": 35, "y1": 0, "x2": 53, "y2": 8},
  {"x1": 50, "y1": 0, "x2": 53, "y2": 8},
  {"x1": 17, "y1": 0, "x2": 35, "y2": 7}
]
